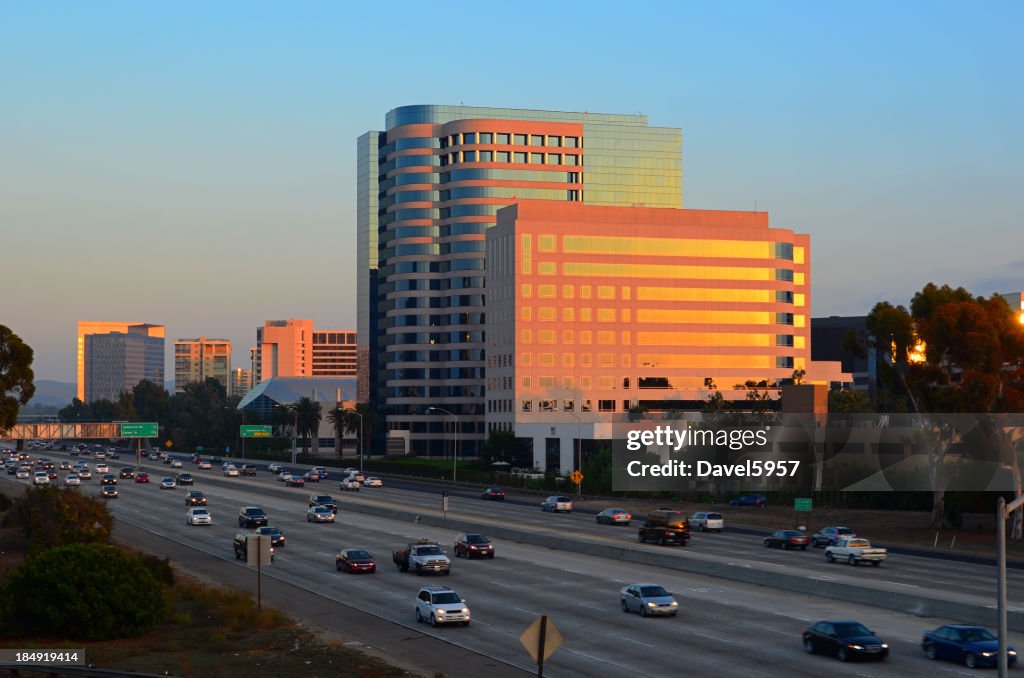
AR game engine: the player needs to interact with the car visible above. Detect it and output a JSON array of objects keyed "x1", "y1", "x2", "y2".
[
  {"x1": 197, "y1": 460, "x2": 212, "y2": 470},
  {"x1": 811, "y1": 526, "x2": 857, "y2": 548},
  {"x1": 171, "y1": 460, "x2": 183, "y2": 468},
  {"x1": 453, "y1": 533, "x2": 494, "y2": 559},
  {"x1": 921, "y1": 625, "x2": 1017, "y2": 668},
  {"x1": 135, "y1": 472, "x2": 150, "y2": 484},
  {"x1": 95, "y1": 451, "x2": 106, "y2": 460},
  {"x1": 163, "y1": 455, "x2": 173, "y2": 464},
  {"x1": 620, "y1": 583, "x2": 679, "y2": 617},
  {"x1": 100, "y1": 474, "x2": 117, "y2": 485},
  {"x1": 638, "y1": 509, "x2": 690, "y2": 546},
  {"x1": 59, "y1": 460, "x2": 72, "y2": 470},
  {"x1": 5, "y1": 464, "x2": 16, "y2": 475},
  {"x1": 336, "y1": 548, "x2": 376, "y2": 573},
  {"x1": 100, "y1": 485, "x2": 118, "y2": 498},
  {"x1": 764, "y1": 530, "x2": 811, "y2": 550},
  {"x1": 95, "y1": 463, "x2": 109, "y2": 474},
  {"x1": 76, "y1": 466, "x2": 92, "y2": 479},
  {"x1": 364, "y1": 477, "x2": 383, "y2": 487},
  {"x1": 120, "y1": 467, "x2": 136, "y2": 479},
  {"x1": 186, "y1": 507, "x2": 213, "y2": 526},
  {"x1": 803, "y1": 620, "x2": 889, "y2": 662},
  {"x1": 276, "y1": 471, "x2": 292, "y2": 482},
  {"x1": 107, "y1": 449, "x2": 120, "y2": 459},
  {"x1": 415, "y1": 586, "x2": 470, "y2": 627},
  {"x1": 159, "y1": 477, "x2": 176, "y2": 489},
  {"x1": 185, "y1": 490, "x2": 207, "y2": 506},
  {"x1": 302, "y1": 470, "x2": 320, "y2": 483},
  {"x1": 688, "y1": 511, "x2": 725, "y2": 533},
  {"x1": 267, "y1": 463, "x2": 283, "y2": 474},
  {"x1": 223, "y1": 464, "x2": 240, "y2": 477},
  {"x1": 340, "y1": 477, "x2": 360, "y2": 491},
  {"x1": 233, "y1": 532, "x2": 274, "y2": 562},
  {"x1": 308, "y1": 494, "x2": 338, "y2": 513},
  {"x1": 312, "y1": 466, "x2": 329, "y2": 479},
  {"x1": 541, "y1": 496, "x2": 573, "y2": 513},
  {"x1": 175, "y1": 473, "x2": 194, "y2": 486},
  {"x1": 46, "y1": 469, "x2": 59, "y2": 481},
  {"x1": 480, "y1": 487, "x2": 506, "y2": 500},
  {"x1": 15, "y1": 468, "x2": 30, "y2": 480},
  {"x1": 64, "y1": 474, "x2": 81, "y2": 487},
  {"x1": 240, "y1": 464, "x2": 257, "y2": 476},
  {"x1": 33, "y1": 471, "x2": 49, "y2": 485},
  {"x1": 596, "y1": 508, "x2": 633, "y2": 525},
  {"x1": 238, "y1": 506, "x2": 268, "y2": 528},
  {"x1": 255, "y1": 526, "x2": 285, "y2": 547},
  {"x1": 730, "y1": 494, "x2": 768, "y2": 507},
  {"x1": 306, "y1": 506, "x2": 335, "y2": 523},
  {"x1": 286, "y1": 476, "x2": 305, "y2": 487}
]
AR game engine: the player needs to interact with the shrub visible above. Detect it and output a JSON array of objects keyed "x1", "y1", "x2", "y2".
[
  {"x1": 2, "y1": 486, "x2": 112, "y2": 555},
  {"x1": 0, "y1": 543, "x2": 170, "y2": 639}
]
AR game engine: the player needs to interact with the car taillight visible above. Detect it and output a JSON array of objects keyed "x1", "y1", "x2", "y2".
[{"x1": 625, "y1": 514, "x2": 632, "y2": 519}]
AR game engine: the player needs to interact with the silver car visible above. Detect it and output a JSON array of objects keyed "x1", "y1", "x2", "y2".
[
  {"x1": 620, "y1": 583, "x2": 679, "y2": 617},
  {"x1": 415, "y1": 586, "x2": 470, "y2": 627},
  {"x1": 186, "y1": 507, "x2": 213, "y2": 526},
  {"x1": 306, "y1": 506, "x2": 335, "y2": 523},
  {"x1": 542, "y1": 496, "x2": 573, "y2": 513}
]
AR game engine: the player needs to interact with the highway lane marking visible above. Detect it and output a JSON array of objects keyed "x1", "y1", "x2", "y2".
[
  {"x1": 487, "y1": 580, "x2": 513, "y2": 588},
  {"x1": 689, "y1": 630, "x2": 735, "y2": 644},
  {"x1": 878, "y1": 580, "x2": 918, "y2": 587},
  {"x1": 622, "y1": 637, "x2": 656, "y2": 648},
  {"x1": 577, "y1": 602, "x2": 603, "y2": 610},
  {"x1": 762, "y1": 628, "x2": 791, "y2": 636},
  {"x1": 774, "y1": 613, "x2": 811, "y2": 621},
  {"x1": 514, "y1": 606, "x2": 541, "y2": 615},
  {"x1": 726, "y1": 562, "x2": 753, "y2": 569}
]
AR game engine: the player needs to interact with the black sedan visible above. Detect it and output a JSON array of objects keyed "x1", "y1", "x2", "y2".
[
  {"x1": 175, "y1": 472, "x2": 194, "y2": 485},
  {"x1": 100, "y1": 485, "x2": 118, "y2": 499},
  {"x1": 764, "y1": 530, "x2": 810, "y2": 550},
  {"x1": 922, "y1": 625, "x2": 1016, "y2": 668},
  {"x1": 481, "y1": 487, "x2": 506, "y2": 501},
  {"x1": 803, "y1": 620, "x2": 888, "y2": 662},
  {"x1": 811, "y1": 526, "x2": 856, "y2": 548}
]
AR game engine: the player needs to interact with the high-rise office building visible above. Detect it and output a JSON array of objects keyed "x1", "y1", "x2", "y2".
[
  {"x1": 254, "y1": 319, "x2": 356, "y2": 383},
  {"x1": 81, "y1": 323, "x2": 165, "y2": 403},
  {"x1": 359, "y1": 105, "x2": 682, "y2": 456},
  {"x1": 174, "y1": 337, "x2": 231, "y2": 394},
  {"x1": 484, "y1": 201, "x2": 849, "y2": 471},
  {"x1": 230, "y1": 368, "x2": 253, "y2": 398},
  {"x1": 77, "y1": 322, "x2": 165, "y2": 402}
]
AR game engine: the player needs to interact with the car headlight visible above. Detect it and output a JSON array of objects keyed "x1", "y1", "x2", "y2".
[
  {"x1": 881, "y1": 643, "x2": 888, "y2": 649},
  {"x1": 461, "y1": 608, "x2": 470, "y2": 614},
  {"x1": 848, "y1": 644, "x2": 863, "y2": 650},
  {"x1": 982, "y1": 651, "x2": 995, "y2": 657},
  {"x1": 1010, "y1": 650, "x2": 1017, "y2": 655},
  {"x1": 647, "y1": 602, "x2": 656, "y2": 607},
  {"x1": 436, "y1": 609, "x2": 445, "y2": 615},
  {"x1": 670, "y1": 601, "x2": 679, "y2": 606}
]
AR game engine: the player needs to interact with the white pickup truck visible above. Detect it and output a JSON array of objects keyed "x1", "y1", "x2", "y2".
[{"x1": 825, "y1": 537, "x2": 887, "y2": 567}]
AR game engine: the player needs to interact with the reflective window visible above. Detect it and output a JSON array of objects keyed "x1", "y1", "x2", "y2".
[
  {"x1": 530, "y1": 135, "x2": 544, "y2": 146},
  {"x1": 564, "y1": 136, "x2": 579, "y2": 148},
  {"x1": 531, "y1": 153, "x2": 544, "y2": 164},
  {"x1": 514, "y1": 134, "x2": 527, "y2": 145},
  {"x1": 496, "y1": 151, "x2": 510, "y2": 162},
  {"x1": 548, "y1": 153, "x2": 561, "y2": 165},
  {"x1": 565, "y1": 154, "x2": 578, "y2": 166},
  {"x1": 480, "y1": 132, "x2": 493, "y2": 144},
  {"x1": 496, "y1": 133, "x2": 510, "y2": 144},
  {"x1": 548, "y1": 135, "x2": 562, "y2": 147},
  {"x1": 514, "y1": 152, "x2": 528, "y2": 163},
  {"x1": 479, "y1": 151, "x2": 493, "y2": 162},
  {"x1": 463, "y1": 132, "x2": 477, "y2": 144}
]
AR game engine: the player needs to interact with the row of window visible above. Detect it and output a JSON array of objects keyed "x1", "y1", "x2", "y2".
[
  {"x1": 439, "y1": 132, "x2": 580, "y2": 148},
  {"x1": 439, "y1": 151, "x2": 581, "y2": 166}
]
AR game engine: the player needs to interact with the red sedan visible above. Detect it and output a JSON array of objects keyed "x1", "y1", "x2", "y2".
[
  {"x1": 135, "y1": 472, "x2": 150, "y2": 484},
  {"x1": 763, "y1": 530, "x2": 810, "y2": 550},
  {"x1": 335, "y1": 549, "x2": 376, "y2": 573}
]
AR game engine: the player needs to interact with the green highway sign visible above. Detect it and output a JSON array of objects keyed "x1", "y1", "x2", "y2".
[
  {"x1": 120, "y1": 422, "x2": 158, "y2": 438},
  {"x1": 794, "y1": 498, "x2": 813, "y2": 512},
  {"x1": 240, "y1": 425, "x2": 273, "y2": 438}
]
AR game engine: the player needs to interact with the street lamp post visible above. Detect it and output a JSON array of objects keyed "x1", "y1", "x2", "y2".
[
  {"x1": 566, "y1": 410, "x2": 582, "y2": 498},
  {"x1": 428, "y1": 407, "x2": 458, "y2": 484},
  {"x1": 344, "y1": 408, "x2": 364, "y2": 473},
  {"x1": 997, "y1": 495, "x2": 1024, "y2": 677}
]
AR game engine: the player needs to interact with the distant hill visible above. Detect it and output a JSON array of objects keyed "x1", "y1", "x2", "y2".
[{"x1": 28, "y1": 380, "x2": 76, "y2": 408}]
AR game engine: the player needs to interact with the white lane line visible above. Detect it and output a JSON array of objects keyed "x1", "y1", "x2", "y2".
[
  {"x1": 763, "y1": 628, "x2": 791, "y2": 636},
  {"x1": 471, "y1": 619, "x2": 492, "y2": 626},
  {"x1": 316, "y1": 552, "x2": 334, "y2": 557},
  {"x1": 514, "y1": 606, "x2": 541, "y2": 615},
  {"x1": 487, "y1": 580, "x2": 512, "y2": 588},
  {"x1": 622, "y1": 637, "x2": 656, "y2": 648},
  {"x1": 690, "y1": 630, "x2": 735, "y2": 644},
  {"x1": 774, "y1": 612, "x2": 811, "y2": 621},
  {"x1": 561, "y1": 568, "x2": 585, "y2": 575},
  {"x1": 577, "y1": 602, "x2": 603, "y2": 610},
  {"x1": 879, "y1": 580, "x2": 919, "y2": 587}
]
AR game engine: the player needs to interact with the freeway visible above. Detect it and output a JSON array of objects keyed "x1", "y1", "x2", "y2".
[{"x1": 3, "y1": 454, "x2": 1022, "y2": 677}]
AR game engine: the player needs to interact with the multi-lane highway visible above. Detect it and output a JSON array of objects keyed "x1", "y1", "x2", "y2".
[{"x1": 3, "y1": 449, "x2": 1021, "y2": 677}]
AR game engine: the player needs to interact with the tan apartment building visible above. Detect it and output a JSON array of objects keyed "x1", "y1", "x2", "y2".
[{"x1": 174, "y1": 337, "x2": 231, "y2": 394}]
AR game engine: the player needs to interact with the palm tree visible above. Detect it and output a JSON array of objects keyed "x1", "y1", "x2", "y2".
[
  {"x1": 343, "y1": 403, "x2": 380, "y2": 459},
  {"x1": 326, "y1": 407, "x2": 345, "y2": 457},
  {"x1": 288, "y1": 397, "x2": 322, "y2": 455}
]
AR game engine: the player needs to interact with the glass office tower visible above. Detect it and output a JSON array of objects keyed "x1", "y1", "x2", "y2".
[{"x1": 358, "y1": 105, "x2": 682, "y2": 456}]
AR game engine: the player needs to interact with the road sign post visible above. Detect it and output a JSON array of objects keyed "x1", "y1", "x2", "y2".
[
  {"x1": 571, "y1": 470, "x2": 584, "y2": 497},
  {"x1": 520, "y1": 614, "x2": 564, "y2": 677},
  {"x1": 794, "y1": 498, "x2": 812, "y2": 529},
  {"x1": 442, "y1": 490, "x2": 449, "y2": 520},
  {"x1": 246, "y1": 534, "x2": 272, "y2": 611}
]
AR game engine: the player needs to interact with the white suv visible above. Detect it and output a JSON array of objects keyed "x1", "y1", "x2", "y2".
[
  {"x1": 541, "y1": 496, "x2": 573, "y2": 513},
  {"x1": 186, "y1": 507, "x2": 213, "y2": 525},
  {"x1": 688, "y1": 511, "x2": 725, "y2": 533},
  {"x1": 415, "y1": 586, "x2": 470, "y2": 627}
]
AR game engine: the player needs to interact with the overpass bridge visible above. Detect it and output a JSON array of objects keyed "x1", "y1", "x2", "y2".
[{"x1": 2, "y1": 422, "x2": 122, "y2": 441}]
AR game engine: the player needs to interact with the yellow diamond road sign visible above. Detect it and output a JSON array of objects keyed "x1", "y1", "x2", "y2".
[
  {"x1": 571, "y1": 470, "x2": 584, "y2": 484},
  {"x1": 519, "y1": 615, "x2": 564, "y2": 664}
]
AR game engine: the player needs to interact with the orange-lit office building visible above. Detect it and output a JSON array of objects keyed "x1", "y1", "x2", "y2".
[
  {"x1": 485, "y1": 201, "x2": 848, "y2": 471},
  {"x1": 254, "y1": 319, "x2": 356, "y2": 383},
  {"x1": 77, "y1": 321, "x2": 165, "y2": 402}
]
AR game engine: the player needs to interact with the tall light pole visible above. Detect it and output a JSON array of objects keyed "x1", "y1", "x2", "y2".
[
  {"x1": 997, "y1": 495, "x2": 1024, "y2": 677},
  {"x1": 428, "y1": 406, "x2": 458, "y2": 484},
  {"x1": 344, "y1": 408, "x2": 364, "y2": 473}
]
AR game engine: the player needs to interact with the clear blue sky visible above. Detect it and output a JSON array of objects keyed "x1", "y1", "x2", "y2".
[{"x1": 3, "y1": 1, "x2": 1021, "y2": 382}]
